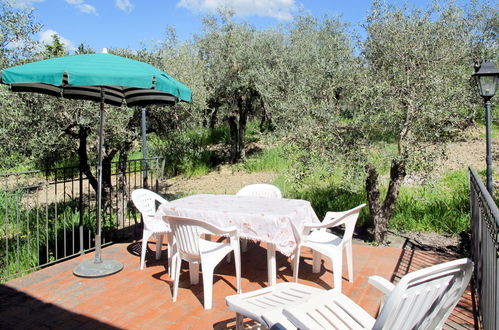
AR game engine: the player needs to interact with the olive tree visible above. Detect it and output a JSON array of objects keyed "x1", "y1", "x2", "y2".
[
  {"x1": 358, "y1": 1, "x2": 479, "y2": 243},
  {"x1": 197, "y1": 11, "x2": 270, "y2": 162}
]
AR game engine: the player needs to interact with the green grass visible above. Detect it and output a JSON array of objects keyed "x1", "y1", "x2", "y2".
[
  {"x1": 178, "y1": 151, "x2": 212, "y2": 178},
  {"x1": 271, "y1": 154, "x2": 470, "y2": 234},
  {"x1": 389, "y1": 170, "x2": 469, "y2": 233},
  {"x1": 242, "y1": 147, "x2": 292, "y2": 173},
  {"x1": 476, "y1": 120, "x2": 499, "y2": 139}
]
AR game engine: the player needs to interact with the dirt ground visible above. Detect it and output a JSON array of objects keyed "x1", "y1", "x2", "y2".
[{"x1": 161, "y1": 125, "x2": 493, "y2": 255}]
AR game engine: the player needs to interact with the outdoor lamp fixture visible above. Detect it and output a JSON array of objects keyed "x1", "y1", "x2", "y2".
[{"x1": 473, "y1": 60, "x2": 499, "y2": 194}]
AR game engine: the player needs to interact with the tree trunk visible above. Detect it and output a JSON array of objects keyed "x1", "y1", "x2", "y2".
[
  {"x1": 227, "y1": 115, "x2": 239, "y2": 163},
  {"x1": 101, "y1": 151, "x2": 118, "y2": 220},
  {"x1": 209, "y1": 107, "x2": 218, "y2": 129},
  {"x1": 365, "y1": 159, "x2": 406, "y2": 244},
  {"x1": 72, "y1": 124, "x2": 114, "y2": 230},
  {"x1": 365, "y1": 164, "x2": 385, "y2": 243},
  {"x1": 259, "y1": 102, "x2": 274, "y2": 132},
  {"x1": 75, "y1": 126, "x2": 98, "y2": 193},
  {"x1": 384, "y1": 158, "x2": 406, "y2": 220},
  {"x1": 238, "y1": 103, "x2": 248, "y2": 161}
]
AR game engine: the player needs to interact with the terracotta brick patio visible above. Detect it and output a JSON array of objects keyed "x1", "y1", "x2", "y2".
[{"x1": 0, "y1": 240, "x2": 474, "y2": 329}]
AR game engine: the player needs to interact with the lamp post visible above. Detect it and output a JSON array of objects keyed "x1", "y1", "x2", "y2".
[{"x1": 473, "y1": 60, "x2": 499, "y2": 194}]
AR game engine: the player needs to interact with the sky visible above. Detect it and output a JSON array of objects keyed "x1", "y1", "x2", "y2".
[{"x1": 7, "y1": 0, "x2": 437, "y2": 53}]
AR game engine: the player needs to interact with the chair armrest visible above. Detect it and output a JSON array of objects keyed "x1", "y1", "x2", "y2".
[
  {"x1": 323, "y1": 211, "x2": 349, "y2": 228},
  {"x1": 302, "y1": 211, "x2": 349, "y2": 231},
  {"x1": 368, "y1": 275, "x2": 395, "y2": 295},
  {"x1": 155, "y1": 195, "x2": 168, "y2": 205},
  {"x1": 200, "y1": 221, "x2": 238, "y2": 237},
  {"x1": 302, "y1": 221, "x2": 329, "y2": 230}
]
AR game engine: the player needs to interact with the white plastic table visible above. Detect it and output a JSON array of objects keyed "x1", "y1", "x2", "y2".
[{"x1": 157, "y1": 194, "x2": 320, "y2": 285}]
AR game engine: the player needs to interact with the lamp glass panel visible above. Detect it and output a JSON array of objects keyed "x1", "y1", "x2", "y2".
[{"x1": 478, "y1": 75, "x2": 498, "y2": 97}]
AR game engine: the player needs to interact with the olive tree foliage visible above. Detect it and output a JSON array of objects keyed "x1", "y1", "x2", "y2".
[
  {"x1": 269, "y1": 15, "x2": 361, "y2": 186},
  {"x1": 466, "y1": 0, "x2": 498, "y2": 64},
  {"x1": 355, "y1": 1, "x2": 481, "y2": 243},
  {"x1": 157, "y1": 27, "x2": 208, "y2": 119},
  {"x1": 277, "y1": 15, "x2": 356, "y2": 124},
  {"x1": 197, "y1": 11, "x2": 274, "y2": 162},
  {"x1": 0, "y1": 1, "x2": 44, "y2": 169},
  {"x1": 0, "y1": 0, "x2": 41, "y2": 68}
]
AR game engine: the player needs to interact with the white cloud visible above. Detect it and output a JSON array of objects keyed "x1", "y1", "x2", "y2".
[
  {"x1": 39, "y1": 29, "x2": 76, "y2": 52},
  {"x1": 115, "y1": 0, "x2": 134, "y2": 14},
  {"x1": 6, "y1": 0, "x2": 44, "y2": 9},
  {"x1": 65, "y1": 0, "x2": 97, "y2": 15},
  {"x1": 177, "y1": 0, "x2": 297, "y2": 20}
]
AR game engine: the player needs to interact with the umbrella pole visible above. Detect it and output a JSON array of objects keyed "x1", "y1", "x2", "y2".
[
  {"x1": 141, "y1": 107, "x2": 148, "y2": 189},
  {"x1": 73, "y1": 90, "x2": 123, "y2": 278},
  {"x1": 94, "y1": 99, "x2": 105, "y2": 263}
]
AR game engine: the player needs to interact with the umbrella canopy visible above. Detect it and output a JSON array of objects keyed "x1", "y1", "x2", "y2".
[
  {"x1": 0, "y1": 52, "x2": 192, "y2": 278},
  {"x1": 0, "y1": 52, "x2": 192, "y2": 106}
]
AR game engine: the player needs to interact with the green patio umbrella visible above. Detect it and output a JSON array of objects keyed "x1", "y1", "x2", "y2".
[{"x1": 0, "y1": 52, "x2": 192, "y2": 277}]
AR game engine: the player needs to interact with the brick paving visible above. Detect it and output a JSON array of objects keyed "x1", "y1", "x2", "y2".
[{"x1": 0, "y1": 240, "x2": 475, "y2": 329}]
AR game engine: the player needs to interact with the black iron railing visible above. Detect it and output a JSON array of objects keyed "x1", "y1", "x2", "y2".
[
  {"x1": 469, "y1": 167, "x2": 499, "y2": 330},
  {"x1": 0, "y1": 157, "x2": 163, "y2": 282}
]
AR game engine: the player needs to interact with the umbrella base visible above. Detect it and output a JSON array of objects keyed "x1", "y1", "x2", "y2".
[{"x1": 73, "y1": 258, "x2": 124, "y2": 278}]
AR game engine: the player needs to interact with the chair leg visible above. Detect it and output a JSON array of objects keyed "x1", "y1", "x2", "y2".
[
  {"x1": 172, "y1": 254, "x2": 182, "y2": 302},
  {"x1": 167, "y1": 232, "x2": 174, "y2": 277},
  {"x1": 189, "y1": 262, "x2": 200, "y2": 285},
  {"x1": 201, "y1": 265, "x2": 214, "y2": 309},
  {"x1": 345, "y1": 242, "x2": 354, "y2": 282},
  {"x1": 155, "y1": 234, "x2": 164, "y2": 260},
  {"x1": 235, "y1": 313, "x2": 244, "y2": 330},
  {"x1": 330, "y1": 249, "x2": 343, "y2": 292},
  {"x1": 267, "y1": 243, "x2": 277, "y2": 286},
  {"x1": 292, "y1": 248, "x2": 301, "y2": 282},
  {"x1": 312, "y1": 250, "x2": 321, "y2": 273},
  {"x1": 140, "y1": 230, "x2": 153, "y2": 270},
  {"x1": 234, "y1": 246, "x2": 242, "y2": 293}
]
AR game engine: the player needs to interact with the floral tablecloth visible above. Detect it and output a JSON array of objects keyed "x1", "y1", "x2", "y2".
[{"x1": 157, "y1": 194, "x2": 320, "y2": 256}]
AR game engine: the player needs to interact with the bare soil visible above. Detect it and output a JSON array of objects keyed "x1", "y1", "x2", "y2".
[{"x1": 162, "y1": 126, "x2": 493, "y2": 255}]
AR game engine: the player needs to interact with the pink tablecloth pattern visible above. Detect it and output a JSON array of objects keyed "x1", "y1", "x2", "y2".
[{"x1": 157, "y1": 194, "x2": 320, "y2": 256}]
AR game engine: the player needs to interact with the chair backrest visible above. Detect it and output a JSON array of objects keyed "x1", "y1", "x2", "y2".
[
  {"x1": 300, "y1": 204, "x2": 365, "y2": 244},
  {"x1": 166, "y1": 216, "x2": 204, "y2": 261},
  {"x1": 374, "y1": 258, "x2": 473, "y2": 330},
  {"x1": 165, "y1": 215, "x2": 234, "y2": 262},
  {"x1": 131, "y1": 189, "x2": 168, "y2": 220},
  {"x1": 236, "y1": 184, "x2": 282, "y2": 199}
]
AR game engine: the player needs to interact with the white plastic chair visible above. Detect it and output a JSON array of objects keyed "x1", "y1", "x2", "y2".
[
  {"x1": 165, "y1": 215, "x2": 241, "y2": 310},
  {"x1": 131, "y1": 189, "x2": 173, "y2": 273},
  {"x1": 226, "y1": 258, "x2": 473, "y2": 330},
  {"x1": 226, "y1": 282, "x2": 324, "y2": 329},
  {"x1": 236, "y1": 184, "x2": 282, "y2": 254},
  {"x1": 236, "y1": 183, "x2": 283, "y2": 199},
  {"x1": 282, "y1": 258, "x2": 473, "y2": 330},
  {"x1": 292, "y1": 203, "x2": 366, "y2": 292}
]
